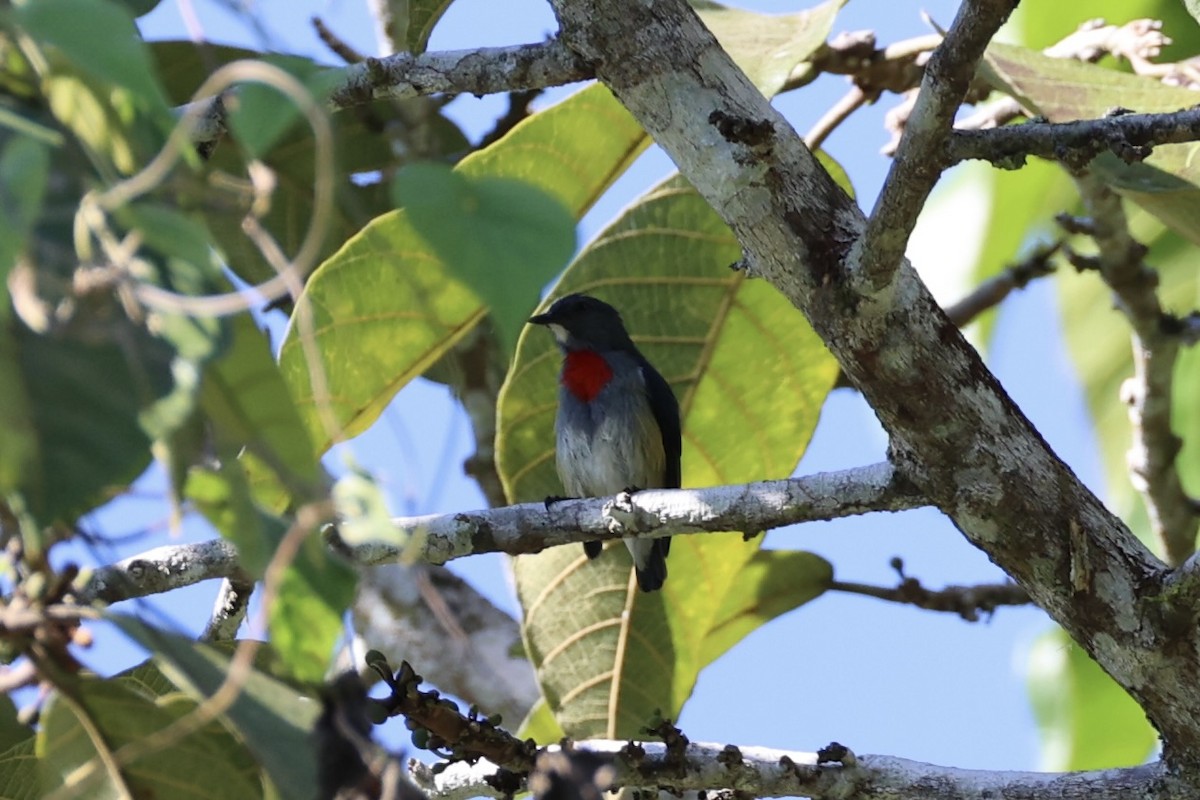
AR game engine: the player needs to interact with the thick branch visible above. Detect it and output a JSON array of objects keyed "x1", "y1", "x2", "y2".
[
  {"x1": 547, "y1": 0, "x2": 1200, "y2": 767},
  {"x1": 857, "y1": 0, "x2": 1018, "y2": 287},
  {"x1": 1068, "y1": 174, "x2": 1197, "y2": 566},
  {"x1": 410, "y1": 740, "x2": 1181, "y2": 800},
  {"x1": 948, "y1": 105, "x2": 1200, "y2": 170},
  {"x1": 327, "y1": 39, "x2": 591, "y2": 108}
]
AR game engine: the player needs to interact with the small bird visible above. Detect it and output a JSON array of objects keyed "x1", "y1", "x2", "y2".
[{"x1": 529, "y1": 293, "x2": 681, "y2": 591}]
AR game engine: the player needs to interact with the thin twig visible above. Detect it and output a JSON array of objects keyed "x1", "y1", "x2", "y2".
[
  {"x1": 830, "y1": 577, "x2": 1031, "y2": 621},
  {"x1": 856, "y1": 0, "x2": 1019, "y2": 289},
  {"x1": 804, "y1": 85, "x2": 870, "y2": 151},
  {"x1": 1066, "y1": 175, "x2": 1198, "y2": 565},
  {"x1": 943, "y1": 240, "x2": 1061, "y2": 327}
]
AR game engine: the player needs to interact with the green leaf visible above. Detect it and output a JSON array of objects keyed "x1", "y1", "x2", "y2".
[
  {"x1": 0, "y1": 695, "x2": 33, "y2": 756},
  {"x1": 111, "y1": 616, "x2": 322, "y2": 800},
  {"x1": 17, "y1": 0, "x2": 170, "y2": 121},
  {"x1": 697, "y1": 549, "x2": 832, "y2": 667},
  {"x1": 694, "y1": 0, "x2": 847, "y2": 94},
  {"x1": 0, "y1": 738, "x2": 39, "y2": 800},
  {"x1": 394, "y1": 162, "x2": 576, "y2": 354},
  {"x1": 407, "y1": 0, "x2": 456, "y2": 55},
  {"x1": 270, "y1": 532, "x2": 358, "y2": 683},
  {"x1": 500, "y1": 174, "x2": 840, "y2": 737},
  {"x1": 38, "y1": 677, "x2": 261, "y2": 800},
  {"x1": 1027, "y1": 628, "x2": 1157, "y2": 769},
  {"x1": 200, "y1": 313, "x2": 320, "y2": 501},
  {"x1": 14, "y1": 318, "x2": 174, "y2": 525},
  {"x1": 278, "y1": 83, "x2": 648, "y2": 455},
  {"x1": 982, "y1": 42, "x2": 1200, "y2": 245},
  {"x1": 0, "y1": 326, "x2": 35, "y2": 495},
  {"x1": 0, "y1": 135, "x2": 50, "y2": 302},
  {"x1": 516, "y1": 697, "x2": 566, "y2": 745},
  {"x1": 225, "y1": 58, "x2": 340, "y2": 159},
  {"x1": 1188, "y1": 0, "x2": 1200, "y2": 27}
]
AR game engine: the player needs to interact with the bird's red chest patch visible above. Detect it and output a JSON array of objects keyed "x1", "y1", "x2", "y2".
[{"x1": 561, "y1": 350, "x2": 613, "y2": 402}]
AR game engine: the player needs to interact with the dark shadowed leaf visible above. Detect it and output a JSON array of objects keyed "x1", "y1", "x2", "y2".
[{"x1": 394, "y1": 162, "x2": 576, "y2": 355}]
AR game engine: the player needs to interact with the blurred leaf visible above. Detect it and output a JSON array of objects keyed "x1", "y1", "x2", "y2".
[
  {"x1": 271, "y1": 532, "x2": 358, "y2": 683},
  {"x1": 14, "y1": 318, "x2": 173, "y2": 524},
  {"x1": 0, "y1": 738, "x2": 38, "y2": 800},
  {"x1": 332, "y1": 468, "x2": 411, "y2": 551},
  {"x1": 1012, "y1": 0, "x2": 1199, "y2": 62},
  {"x1": 278, "y1": 84, "x2": 647, "y2": 454},
  {"x1": 112, "y1": 616, "x2": 322, "y2": 800},
  {"x1": 694, "y1": 0, "x2": 847, "y2": 93},
  {"x1": 1027, "y1": 627, "x2": 1156, "y2": 769},
  {"x1": 200, "y1": 313, "x2": 320, "y2": 499},
  {"x1": 500, "y1": 174, "x2": 840, "y2": 737},
  {"x1": 226, "y1": 58, "x2": 340, "y2": 159},
  {"x1": 115, "y1": 0, "x2": 164, "y2": 16},
  {"x1": 187, "y1": 466, "x2": 282, "y2": 578},
  {"x1": 17, "y1": 0, "x2": 170, "y2": 122},
  {"x1": 1188, "y1": 0, "x2": 1200, "y2": 27},
  {"x1": 982, "y1": 42, "x2": 1200, "y2": 245},
  {"x1": 0, "y1": 695, "x2": 32, "y2": 756},
  {"x1": 38, "y1": 677, "x2": 260, "y2": 799},
  {"x1": 407, "y1": 0, "x2": 456, "y2": 55},
  {"x1": 0, "y1": 327, "x2": 35, "y2": 495},
  {"x1": 0, "y1": 136, "x2": 50, "y2": 301},
  {"x1": 394, "y1": 162, "x2": 576, "y2": 354}
]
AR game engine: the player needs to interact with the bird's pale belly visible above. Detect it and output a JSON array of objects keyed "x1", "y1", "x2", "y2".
[{"x1": 555, "y1": 413, "x2": 663, "y2": 497}]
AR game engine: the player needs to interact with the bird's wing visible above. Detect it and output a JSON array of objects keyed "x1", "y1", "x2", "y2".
[{"x1": 641, "y1": 361, "x2": 682, "y2": 490}]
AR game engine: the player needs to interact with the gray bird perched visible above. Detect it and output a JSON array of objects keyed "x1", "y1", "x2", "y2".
[{"x1": 528, "y1": 293, "x2": 682, "y2": 591}]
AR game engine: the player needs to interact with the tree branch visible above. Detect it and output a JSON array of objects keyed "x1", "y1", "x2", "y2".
[
  {"x1": 546, "y1": 0, "x2": 1200, "y2": 768},
  {"x1": 948, "y1": 105, "x2": 1200, "y2": 170},
  {"x1": 327, "y1": 39, "x2": 592, "y2": 109},
  {"x1": 1065, "y1": 173, "x2": 1197, "y2": 566},
  {"x1": 856, "y1": 0, "x2": 1018, "y2": 287},
  {"x1": 199, "y1": 577, "x2": 253, "y2": 641},
  {"x1": 75, "y1": 463, "x2": 925, "y2": 605},
  {"x1": 409, "y1": 740, "x2": 1182, "y2": 800},
  {"x1": 830, "y1": 575, "x2": 1031, "y2": 621}
]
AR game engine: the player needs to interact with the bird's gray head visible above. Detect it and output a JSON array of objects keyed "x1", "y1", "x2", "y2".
[{"x1": 528, "y1": 293, "x2": 636, "y2": 352}]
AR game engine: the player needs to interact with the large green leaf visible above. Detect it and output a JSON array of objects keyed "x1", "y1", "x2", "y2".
[
  {"x1": 499, "y1": 175, "x2": 839, "y2": 737},
  {"x1": 1027, "y1": 627, "x2": 1157, "y2": 769},
  {"x1": 0, "y1": 738, "x2": 40, "y2": 800},
  {"x1": 37, "y1": 677, "x2": 260, "y2": 800},
  {"x1": 982, "y1": 42, "x2": 1200, "y2": 245},
  {"x1": 406, "y1": 0, "x2": 456, "y2": 55},
  {"x1": 694, "y1": 0, "x2": 847, "y2": 94},
  {"x1": 112, "y1": 617, "x2": 322, "y2": 799},
  {"x1": 278, "y1": 83, "x2": 647, "y2": 454}
]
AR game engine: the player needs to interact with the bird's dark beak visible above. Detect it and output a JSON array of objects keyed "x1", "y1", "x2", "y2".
[{"x1": 528, "y1": 311, "x2": 554, "y2": 326}]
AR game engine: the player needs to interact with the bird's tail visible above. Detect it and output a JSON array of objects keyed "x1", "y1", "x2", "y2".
[{"x1": 626, "y1": 536, "x2": 669, "y2": 592}]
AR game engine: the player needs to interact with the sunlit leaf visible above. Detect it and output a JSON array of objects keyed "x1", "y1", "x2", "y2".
[
  {"x1": 407, "y1": 0, "x2": 456, "y2": 55},
  {"x1": 278, "y1": 84, "x2": 647, "y2": 454},
  {"x1": 982, "y1": 42, "x2": 1200, "y2": 245},
  {"x1": 1027, "y1": 627, "x2": 1157, "y2": 769},
  {"x1": 694, "y1": 0, "x2": 847, "y2": 94},
  {"x1": 500, "y1": 174, "x2": 840, "y2": 737}
]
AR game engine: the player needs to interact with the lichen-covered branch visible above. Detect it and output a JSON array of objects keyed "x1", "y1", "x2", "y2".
[
  {"x1": 327, "y1": 39, "x2": 592, "y2": 108},
  {"x1": 410, "y1": 739, "x2": 1182, "y2": 800},
  {"x1": 948, "y1": 105, "x2": 1200, "y2": 170},
  {"x1": 75, "y1": 463, "x2": 925, "y2": 605},
  {"x1": 545, "y1": 0, "x2": 1200, "y2": 768}
]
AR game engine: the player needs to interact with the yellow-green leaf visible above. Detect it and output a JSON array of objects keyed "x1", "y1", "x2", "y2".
[
  {"x1": 1027, "y1": 628, "x2": 1157, "y2": 769},
  {"x1": 499, "y1": 174, "x2": 840, "y2": 737},
  {"x1": 278, "y1": 84, "x2": 647, "y2": 454}
]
